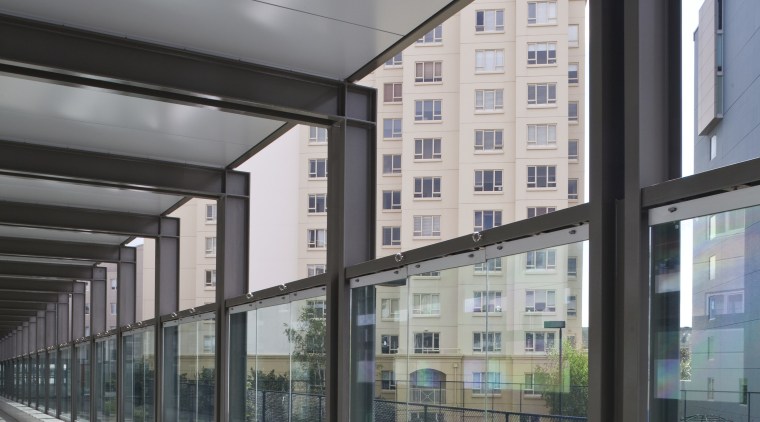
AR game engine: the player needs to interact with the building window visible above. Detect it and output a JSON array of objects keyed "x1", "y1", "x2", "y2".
[
  {"x1": 474, "y1": 210, "x2": 502, "y2": 231},
  {"x1": 85, "y1": 304, "x2": 90, "y2": 315},
  {"x1": 524, "y1": 373, "x2": 546, "y2": 395},
  {"x1": 475, "y1": 49, "x2": 505, "y2": 72},
  {"x1": 709, "y1": 255, "x2": 716, "y2": 280},
  {"x1": 475, "y1": 89, "x2": 504, "y2": 111},
  {"x1": 414, "y1": 138, "x2": 442, "y2": 160},
  {"x1": 413, "y1": 215, "x2": 441, "y2": 237},
  {"x1": 528, "y1": 83, "x2": 557, "y2": 105},
  {"x1": 708, "y1": 210, "x2": 745, "y2": 238},
  {"x1": 707, "y1": 291, "x2": 744, "y2": 319},
  {"x1": 110, "y1": 278, "x2": 117, "y2": 290},
  {"x1": 528, "y1": 206, "x2": 556, "y2": 218},
  {"x1": 205, "y1": 236, "x2": 217, "y2": 255},
  {"x1": 384, "y1": 52, "x2": 402, "y2": 67},
  {"x1": 741, "y1": 378, "x2": 749, "y2": 405},
  {"x1": 110, "y1": 303, "x2": 117, "y2": 316},
  {"x1": 473, "y1": 372, "x2": 501, "y2": 394},
  {"x1": 527, "y1": 124, "x2": 557, "y2": 146},
  {"x1": 568, "y1": 178, "x2": 579, "y2": 199},
  {"x1": 526, "y1": 290, "x2": 557, "y2": 313},
  {"x1": 307, "y1": 229, "x2": 327, "y2": 249},
  {"x1": 417, "y1": 24, "x2": 443, "y2": 44},
  {"x1": 473, "y1": 333, "x2": 502, "y2": 353},
  {"x1": 527, "y1": 42, "x2": 557, "y2": 65},
  {"x1": 527, "y1": 1, "x2": 557, "y2": 25},
  {"x1": 382, "y1": 190, "x2": 401, "y2": 210},
  {"x1": 474, "y1": 258, "x2": 502, "y2": 273},
  {"x1": 710, "y1": 135, "x2": 718, "y2": 160},
  {"x1": 474, "y1": 170, "x2": 503, "y2": 192},
  {"x1": 381, "y1": 370, "x2": 396, "y2": 390},
  {"x1": 525, "y1": 331, "x2": 555, "y2": 352},
  {"x1": 526, "y1": 249, "x2": 557, "y2": 271},
  {"x1": 415, "y1": 61, "x2": 442, "y2": 83},
  {"x1": 568, "y1": 256, "x2": 578, "y2": 277},
  {"x1": 381, "y1": 335, "x2": 399, "y2": 354},
  {"x1": 568, "y1": 63, "x2": 579, "y2": 84},
  {"x1": 308, "y1": 193, "x2": 327, "y2": 213},
  {"x1": 412, "y1": 293, "x2": 440, "y2": 315},
  {"x1": 707, "y1": 378, "x2": 715, "y2": 400},
  {"x1": 567, "y1": 295, "x2": 578, "y2": 317},
  {"x1": 382, "y1": 154, "x2": 402, "y2": 174},
  {"x1": 381, "y1": 298, "x2": 400, "y2": 320},
  {"x1": 383, "y1": 118, "x2": 402, "y2": 139},
  {"x1": 308, "y1": 158, "x2": 328, "y2": 178},
  {"x1": 415, "y1": 99, "x2": 442, "y2": 121},
  {"x1": 475, "y1": 9, "x2": 504, "y2": 32},
  {"x1": 569, "y1": 101, "x2": 579, "y2": 122},
  {"x1": 473, "y1": 291, "x2": 502, "y2": 313},
  {"x1": 383, "y1": 83, "x2": 402, "y2": 103},
  {"x1": 307, "y1": 264, "x2": 326, "y2": 277},
  {"x1": 414, "y1": 332, "x2": 440, "y2": 353},
  {"x1": 527, "y1": 165, "x2": 557, "y2": 188},
  {"x1": 382, "y1": 226, "x2": 401, "y2": 246},
  {"x1": 707, "y1": 335, "x2": 715, "y2": 360},
  {"x1": 204, "y1": 269, "x2": 216, "y2": 287},
  {"x1": 414, "y1": 271, "x2": 441, "y2": 278},
  {"x1": 205, "y1": 204, "x2": 217, "y2": 222},
  {"x1": 202, "y1": 335, "x2": 215, "y2": 354},
  {"x1": 414, "y1": 177, "x2": 442, "y2": 199},
  {"x1": 569, "y1": 139, "x2": 579, "y2": 160},
  {"x1": 308, "y1": 127, "x2": 328, "y2": 143},
  {"x1": 475, "y1": 129, "x2": 504, "y2": 151},
  {"x1": 307, "y1": 299, "x2": 327, "y2": 319},
  {"x1": 568, "y1": 24, "x2": 579, "y2": 47}
]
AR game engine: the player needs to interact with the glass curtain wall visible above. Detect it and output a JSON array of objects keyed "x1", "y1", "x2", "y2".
[
  {"x1": 31, "y1": 352, "x2": 39, "y2": 408},
  {"x1": 77, "y1": 342, "x2": 92, "y2": 422},
  {"x1": 48, "y1": 350, "x2": 57, "y2": 414},
  {"x1": 61, "y1": 346, "x2": 72, "y2": 420},
  {"x1": 122, "y1": 327, "x2": 156, "y2": 422},
  {"x1": 95, "y1": 336, "x2": 117, "y2": 422}
]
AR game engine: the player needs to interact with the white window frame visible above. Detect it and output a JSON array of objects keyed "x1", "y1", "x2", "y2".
[
  {"x1": 474, "y1": 170, "x2": 504, "y2": 192},
  {"x1": 308, "y1": 193, "x2": 327, "y2": 213},
  {"x1": 382, "y1": 154, "x2": 402, "y2": 175},
  {"x1": 567, "y1": 295, "x2": 578, "y2": 317},
  {"x1": 382, "y1": 226, "x2": 401, "y2": 247},
  {"x1": 472, "y1": 372, "x2": 501, "y2": 394},
  {"x1": 527, "y1": 165, "x2": 557, "y2": 188},
  {"x1": 525, "y1": 331, "x2": 556, "y2": 352},
  {"x1": 475, "y1": 89, "x2": 504, "y2": 111},
  {"x1": 414, "y1": 138, "x2": 442, "y2": 160},
  {"x1": 472, "y1": 291, "x2": 502, "y2": 313},
  {"x1": 205, "y1": 269, "x2": 216, "y2": 287},
  {"x1": 417, "y1": 25, "x2": 443, "y2": 44},
  {"x1": 569, "y1": 178, "x2": 579, "y2": 200},
  {"x1": 527, "y1": 42, "x2": 557, "y2": 65},
  {"x1": 708, "y1": 255, "x2": 716, "y2": 280},
  {"x1": 527, "y1": 124, "x2": 557, "y2": 146},
  {"x1": 110, "y1": 302, "x2": 117, "y2": 316},
  {"x1": 414, "y1": 177, "x2": 442, "y2": 199},
  {"x1": 525, "y1": 290, "x2": 557, "y2": 313},
  {"x1": 568, "y1": 24, "x2": 580, "y2": 47},
  {"x1": 202, "y1": 335, "x2": 215, "y2": 354},
  {"x1": 382, "y1": 190, "x2": 401, "y2": 210},
  {"x1": 475, "y1": 9, "x2": 505, "y2": 32},
  {"x1": 707, "y1": 290, "x2": 744, "y2": 319},
  {"x1": 381, "y1": 334, "x2": 399, "y2": 354},
  {"x1": 413, "y1": 332, "x2": 440, "y2": 353},
  {"x1": 474, "y1": 210, "x2": 502, "y2": 231},
  {"x1": 569, "y1": 139, "x2": 580, "y2": 160},
  {"x1": 413, "y1": 215, "x2": 441, "y2": 237},
  {"x1": 526, "y1": 249, "x2": 557, "y2": 271},
  {"x1": 569, "y1": 101, "x2": 579, "y2": 122},
  {"x1": 415, "y1": 99, "x2": 443, "y2": 121},
  {"x1": 307, "y1": 264, "x2": 326, "y2": 277},
  {"x1": 307, "y1": 229, "x2": 327, "y2": 249},
  {"x1": 528, "y1": 83, "x2": 557, "y2": 105},
  {"x1": 383, "y1": 83, "x2": 402, "y2": 103},
  {"x1": 475, "y1": 49, "x2": 505, "y2": 73},
  {"x1": 474, "y1": 129, "x2": 504, "y2": 152},
  {"x1": 308, "y1": 126, "x2": 328, "y2": 144},
  {"x1": 567, "y1": 256, "x2": 578, "y2": 277},
  {"x1": 205, "y1": 236, "x2": 217, "y2": 255},
  {"x1": 527, "y1": 206, "x2": 557, "y2": 218},
  {"x1": 524, "y1": 373, "x2": 544, "y2": 395},
  {"x1": 384, "y1": 52, "x2": 402, "y2": 67},
  {"x1": 381, "y1": 298, "x2": 400, "y2": 320},
  {"x1": 308, "y1": 158, "x2": 328, "y2": 178},
  {"x1": 415, "y1": 61, "x2": 443, "y2": 83},
  {"x1": 527, "y1": 1, "x2": 557, "y2": 25},
  {"x1": 205, "y1": 204, "x2": 217, "y2": 222},
  {"x1": 381, "y1": 370, "x2": 396, "y2": 390},
  {"x1": 474, "y1": 258, "x2": 502, "y2": 273},
  {"x1": 569, "y1": 63, "x2": 580, "y2": 84},
  {"x1": 412, "y1": 293, "x2": 441, "y2": 316},
  {"x1": 383, "y1": 118, "x2": 402, "y2": 139}
]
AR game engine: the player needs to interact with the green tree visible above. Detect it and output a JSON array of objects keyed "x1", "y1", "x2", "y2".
[
  {"x1": 680, "y1": 346, "x2": 691, "y2": 381},
  {"x1": 534, "y1": 340, "x2": 589, "y2": 417},
  {"x1": 284, "y1": 301, "x2": 327, "y2": 394}
]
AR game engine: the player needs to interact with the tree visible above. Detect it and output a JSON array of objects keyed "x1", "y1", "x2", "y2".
[
  {"x1": 284, "y1": 301, "x2": 327, "y2": 394},
  {"x1": 680, "y1": 346, "x2": 691, "y2": 381},
  {"x1": 534, "y1": 340, "x2": 589, "y2": 417}
]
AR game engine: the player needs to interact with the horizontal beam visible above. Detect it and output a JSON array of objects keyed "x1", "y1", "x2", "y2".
[
  {"x1": 0, "y1": 292, "x2": 60, "y2": 303},
  {"x1": 0, "y1": 260, "x2": 94, "y2": 279},
  {"x1": 0, "y1": 309, "x2": 39, "y2": 317},
  {"x1": 0, "y1": 302, "x2": 48, "y2": 311},
  {"x1": 0, "y1": 236, "x2": 135, "y2": 262},
  {"x1": 0, "y1": 140, "x2": 249, "y2": 198},
  {"x1": 0, "y1": 278, "x2": 76, "y2": 293}
]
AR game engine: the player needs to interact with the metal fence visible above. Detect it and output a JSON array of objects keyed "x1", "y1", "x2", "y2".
[{"x1": 680, "y1": 389, "x2": 759, "y2": 422}]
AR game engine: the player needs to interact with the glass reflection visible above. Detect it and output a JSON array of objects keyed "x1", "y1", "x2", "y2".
[
  {"x1": 123, "y1": 328, "x2": 155, "y2": 422},
  {"x1": 61, "y1": 347, "x2": 71, "y2": 418},
  {"x1": 77, "y1": 342, "x2": 91, "y2": 422},
  {"x1": 95, "y1": 336, "x2": 117, "y2": 422},
  {"x1": 48, "y1": 350, "x2": 56, "y2": 414}
]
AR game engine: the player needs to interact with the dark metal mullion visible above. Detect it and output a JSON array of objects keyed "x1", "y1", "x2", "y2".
[
  {"x1": 0, "y1": 237, "x2": 134, "y2": 263},
  {"x1": 0, "y1": 260, "x2": 95, "y2": 280},
  {"x1": 155, "y1": 216, "x2": 179, "y2": 422},
  {"x1": 224, "y1": 273, "x2": 329, "y2": 309}
]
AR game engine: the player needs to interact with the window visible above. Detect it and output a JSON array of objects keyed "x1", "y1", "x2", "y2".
[
  {"x1": 525, "y1": 290, "x2": 557, "y2": 312},
  {"x1": 307, "y1": 229, "x2": 326, "y2": 249},
  {"x1": 205, "y1": 269, "x2": 216, "y2": 287},
  {"x1": 473, "y1": 291, "x2": 502, "y2": 313},
  {"x1": 474, "y1": 258, "x2": 502, "y2": 273},
  {"x1": 708, "y1": 255, "x2": 716, "y2": 280},
  {"x1": 524, "y1": 373, "x2": 546, "y2": 395},
  {"x1": 568, "y1": 178, "x2": 579, "y2": 199},
  {"x1": 567, "y1": 295, "x2": 578, "y2": 317},
  {"x1": 381, "y1": 335, "x2": 399, "y2": 354},
  {"x1": 474, "y1": 129, "x2": 504, "y2": 151},
  {"x1": 526, "y1": 249, "x2": 557, "y2": 270},
  {"x1": 205, "y1": 236, "x2": 217, "y2": 255},
  {"x1": 527, "y1": 165, "x2": 557, "y2": 188},
  {"x1": 527, "y1": 124, "x2": 557, "y2": 146},
  {"x1": 569, "y1": 139, "x2": 579, "y2": 160},
  {"x1": 473, "y1": 333, "x2": 501, "y2": 352},
  {"x1": 707, "y1": 336, "x2": 715, "y2": 360},
  {"x1": 385, "y1": 52, "x2": 402, "y2": 67},
  {"x1": 381, "y1": 298, "x2": 400, "y2": 320},
  {"x1": 417, "y1": 24, "x2": 442, "y2": 44},
  {"x1": 414, "y1": 177, "x2": 441, "y2": 198},
  {"x1": 475, "y1": 89, "x2": 503, "y2": 111},
  {"x1": 475, "y1": 9, "x2": 504, "y2": 32},
  {"x1": 110, "y1": 303, "x2": 117, "y2": 316},
  {"x1": 202, "y1": 335, "x2": 214, "y2": 354},
  {"x1": 414, "y1": 271, "x2": 441, "y2": 278},
  {"x1": 382, "y1": 154, "x2": 402, "y2": 174},
  {"x1": 568, "y1": 256, "x2": 578, "y2": 277},
  {"x1": 308, "y1": 193, "x2": 327, "y2": 213},
  {"x1": 568, "y1": 24, "x2": 579, "y2": 47},
  {"x1": 382, "y1": 226, "x2": 401, "y2": 246},
  {"x1": 528, "y1": 83, "x2": 557, "y2": 105},
  {"x1": 383, "y1": 83, "x2": 402, "y2": 103},
  {"x1": 381, "y1": 371, "x2": 396, "y2": 390},
  {"x1": 414, "y1": 332, "x2": 440, "y2": 353},
  {"x1": 383, "y1": 118, "x2": 402, "y2": 139},
  {"x1": 413, "y1": 215, "x2": 441, "y2": 237},
  {"x1": 308, "y1": 158, "x2": 328, "y2": 178},
  {"x1": 568, "y1": 63, "x2": 579, "y2": 84},
  {"x1": 474, "y1": 170, "x2": 503, "y2": 192},
  {"x1": 414, "y1": 138, "x2": 442, "y2": 160},
  {"x1": 308, "y1": 126, "x2": 328, "y2": 143},
  {"x1": 415, "y1": 100, "x2": 442, "y2": 121},
  {"x1": 708, "y1": 210, "x2": 745, "y2": 238},
  {"x1": 415, "y1": 61, "x2": 442, "y2": 83},
  {"x1": 85, "y1": 304, "x2": 90, "y2": 315},
  {"x1": 710, "y1": 135, "x2": 718, "y2": 160},
  {"x1": 412, "y1": 293, "x2": 440, "y2": 315},
  {"x1": 569, "y1": 101, "x2": 579, "y2": 122},
  {"x1": 527, "y1": 1, "x2": 557, "y2": 25},
  {"x1": 473, "y1": 372, "x2": 501, "y2": 394},
  {"x1": 205, "y1": 204, "x2": 217, "y2": 222},
  {"x1": 707, "y1": 377, "x2": 715, "y2": 400},
  {"x1": 110, "y1": 278, "x2": 117, "y2": 290},
  {"x1": 475, "y1": 49, "x2": 504, "y2": 72},
  {"x1": 707, "y1": 290, "x2": 744, "y2": 319},
  {"x1": 527, "y1": 206, "x2": 556, "y2": 218},
  {"x1": 525, "y1": 331, "x2": 556, "y2": 352},
  {"x1": 527, "y1": 42, "x2": 557, "y2": 65},
  {"x1": 307, "y1": 300, "x2": 327, "y2": 319},
  {"x1": 307, "y1": 264, "x2": 326, "y2": 277},
  {"x1": 474, "y1": 210, "x2": 502, "y2": 231},
  {"x1": 740, "y1": 378, "x2": 749, "y2": 405},
  {"x1": 382, "y1": 190, "x2": 401, "y2": 210}
]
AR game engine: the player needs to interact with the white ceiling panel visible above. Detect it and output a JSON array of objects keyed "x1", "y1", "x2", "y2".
[{"x1": 0, "y1": 226, "x2": 130, "y2": 246}]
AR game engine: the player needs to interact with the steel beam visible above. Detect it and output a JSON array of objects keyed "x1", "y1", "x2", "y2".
[
  {"x1": 0, "y1": 302, "x2": 48, "y2": 311},
  {"x1": 0, "y1": 236, "x2": 135, "y2": 263},
  {"x1": 0, "y1": 278, "x2": 76, "y2": 293},
  {"x1": 0, "y1": 292, "x2": 60, "y2": 303},
  {"x1": 0, "y1": 260, "x2": 95, "y2": 280}
]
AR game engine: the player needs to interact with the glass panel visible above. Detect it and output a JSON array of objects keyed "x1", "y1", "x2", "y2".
[
  {"x1": 61, "y1": 347, "x2": 72, "y2": 419},
  {"x1": 255, "y1": 302, "x2": 291, "y2": 421},
  {"x1": 95, "y1": 336, "x2": 117, "y2": 422},
  {"x1": 77, "y1": 342, "x2": 92, "y2": 422},
  {"x1": 47, "y1": 351, "x2": 55, "y2": 413},
  {"x1": 123, "y1": 328, "x2": 155, "y2": 422},
  {"x1": 651, "y1": 204, "x2": 759, "y2": 421},
  {"x1": 289, "y1": 295, "x2": 327, "y2": 421}
]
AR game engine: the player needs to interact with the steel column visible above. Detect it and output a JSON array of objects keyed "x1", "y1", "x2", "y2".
[
  {"x1": 71, "y1": 283, "x2": 86, "y2": 340},
  {"x1": 35, "y1": 312, "x2": 45, "y2": 351},
  {"x1": 91, "y1": 279, "x2": 107, "y2": 336},
  {"x1": 45, "y1": 305, "x2": 56, "y2": 350},
  {"x1": 155, "y1": 217, "x2": 179, "y2": 422},
  {"x1": 57, "y1": 295, "x2": 69, "y2": 345},
  {"x1": 28, "y1": 318, "x2": 36, "y2": 354},
  {"x1": 117, "y1": 261, "x2": 136, "y2": 326}
]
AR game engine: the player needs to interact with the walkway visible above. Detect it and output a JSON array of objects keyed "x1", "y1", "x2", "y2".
[{"x1": 0, "y1": 399, "x2": 64, "y2": 422}]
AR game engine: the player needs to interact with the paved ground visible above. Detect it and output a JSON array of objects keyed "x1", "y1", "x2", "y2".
[{"x1": 0, "y1": 399, "x2": 64, "y2": 422}]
